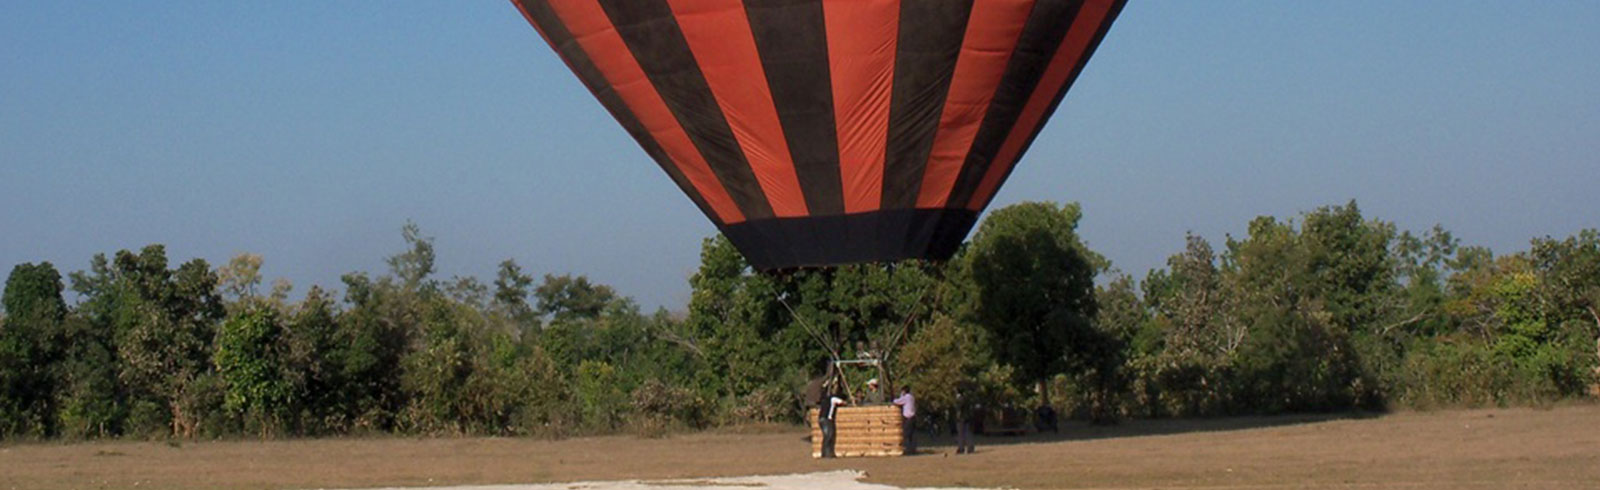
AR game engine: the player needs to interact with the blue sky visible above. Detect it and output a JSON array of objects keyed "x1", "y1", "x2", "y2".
[{"x1": 4, "y1": 2, "x2": 1597, "y2": 310}]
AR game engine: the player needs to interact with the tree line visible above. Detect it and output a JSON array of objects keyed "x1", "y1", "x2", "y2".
[{"x1": 1, "y1": 201, "x2": 1597, "y2": 440}]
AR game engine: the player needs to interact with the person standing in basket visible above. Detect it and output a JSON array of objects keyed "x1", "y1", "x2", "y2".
[
  {"x1": 863, "y1": 378, "x2": 885, "y2": 404},
  {"x1": 820, "y1": 389, "x2": 847, "y2": 458},
  {"x1": 892, "y1": 385, "x2": 917, "y2": 455}
]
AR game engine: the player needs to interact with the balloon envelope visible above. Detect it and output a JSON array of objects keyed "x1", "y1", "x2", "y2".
[{"x1": 511, "y1": 0, "x2": 1127, "y2": 270}]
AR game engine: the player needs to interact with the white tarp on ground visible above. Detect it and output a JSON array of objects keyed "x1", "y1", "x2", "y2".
[{"x1": 338, "y1": 470, "x2": 980, "y2": 490}]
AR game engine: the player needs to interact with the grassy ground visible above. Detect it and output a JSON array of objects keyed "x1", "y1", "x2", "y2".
[{"x1": 3, "y1": 404, "x2": 1598, "y2": 489}]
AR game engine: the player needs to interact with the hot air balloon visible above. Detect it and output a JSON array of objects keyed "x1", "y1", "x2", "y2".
[{"x1": 511, "y1": 0, "x2": 1127, "y2": 271}]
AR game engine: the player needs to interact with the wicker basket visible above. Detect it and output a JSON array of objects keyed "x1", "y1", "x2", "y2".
[{"x1": 807, "y1": 405, "x2": 905, "y2": 458}]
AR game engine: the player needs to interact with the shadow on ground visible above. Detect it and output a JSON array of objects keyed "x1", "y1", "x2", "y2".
[{"x1": 897, "y1": 410, "x2": 1381, "y2": 455}]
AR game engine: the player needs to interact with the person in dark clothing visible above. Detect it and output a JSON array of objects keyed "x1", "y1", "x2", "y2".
[
  {"x1": 804, "y1": 361, "x2": 833, "y2": 408},
  {"x1": 802, "y1": 361, "x2": 834, "y2": 442},
  {"x1": 954, "y1": 384, "x2": 979, "y2": 454},
  {"x1": 804, "y1": 378, "x2": 825, "y2": 408},
  {"x1": 819, "y1": 390, "x2": 847, "y2": 458},
  {"x1": 1035, "y1": 403, "x2": 1059, "y2": 433}
]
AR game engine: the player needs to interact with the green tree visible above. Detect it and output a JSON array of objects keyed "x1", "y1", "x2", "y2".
[
  {"x1": 60, "y1": 257, "x2": 127, "y2": 437},
  {"x1": 283, "y1": 286, "x2": 343, "y2": 434},
  {"x1": 506, "y1": 342, "x2": 571, "y2": 437},
  {"x1": 1529, "y1": 230, "x2": 1600, "y2": 339},
  {"x1": 52, "y1": 312, "x2": 119, "y2": 438},
  {"x1": 774, "y1": 262, "x2": 942, "y2": 383},
  {"x1": 330, "y1": 224, "x2": 449, "y2": 432},
  {"x1": 1222, "y1": 212, "x2": 1374, "y2": 412},
  {"x1": 535, "y1": 274, "x2": 617, "y2": 323},
  {"x1": 331, "y1": 272, "x2": 409, "y2": 431},
  {"x1": 214, "y1": 308, "x2": 295, "y2": 436},
  {"x1": 1145, "y1": 234, "x2": 1235, "y2": 362},
  {"x1": 1447, "y1": 248, "x2": 1594, "y2": 400},
  {"x1": 1391, "y1": 225, "x2": 1460, "y2": 336},
  {"x1": 389, "y1": 221, "x2": 437, "y2": 292},
  {"x1": 68, "y1": 246, "x2": 225, "y2": 437},
  {"x1": 1139, "y1": 233, "x2": 1237, "y2": 416},
  {"x1": 895, "y1": 315, "x2": 989, "y2": 417},
  {"x1": 1299, "y1": 201, "x2": 1397, "y2": 335},
  {"x1": 965, "y1": 201, "x2": 1103, "y2": 405},
  {"x1": 1, "y1": 262, "x2": 69, "y2": 437},
  {"x1": 574, "y1": 360, "x2": 626, "y2": 431},
  {"x1": 457, "y1": 328, "x2": 569, "y2": 436},
  {"x1": 493, "y1": 259, "x2": 539, "y2": 333},
  {"x1": 400, "y1": 297, "x2": 476, "y2": 434},
  {"x1": 1081, "y1": 272, "x2": 1145, "y2": 418},
  {"x1": 680, "y1": 236, "x2": 789, "y2": 400},
  {"x1": 217, "y1": 253, "x2": 264, "y2": 308}
]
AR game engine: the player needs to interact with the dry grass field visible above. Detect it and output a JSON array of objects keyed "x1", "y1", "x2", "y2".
[{"x1": 3, "y1": 404, "x2": 1598, "y2": 490}]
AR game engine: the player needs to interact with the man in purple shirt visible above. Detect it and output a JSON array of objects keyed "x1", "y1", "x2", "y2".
[{"x1": 892, "y1": 386, "x2": 916, "y2": 455}]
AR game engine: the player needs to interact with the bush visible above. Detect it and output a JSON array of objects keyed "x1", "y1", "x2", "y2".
[
  {"x1": 1394, "y1": 337, "x2": 1570, "y2": 408},
  {"x1": 725, "y1": 386, "x2": 790, "y2": 424},
  {"x1": 214, "y1": 309, "x2": 295, "y2": 437},
  {"x1": 631, "y1": 379, "x2": 709, "y2": 434},
  {"x1": 124, "y1": 399, "x2": 169, "y2": 439},
  {"x1": 895, "y1": 316, "x2": 987, "y2": 418},
  {"x1": 575, "y1": 360, "x2": 626, "y2": 432}
]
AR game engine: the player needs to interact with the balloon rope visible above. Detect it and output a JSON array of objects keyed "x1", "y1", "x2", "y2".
[
  {"x1": 880, "y1": 280, "x2": 936, "y2": 391},
  {"x1": 778, "y1": 294, "x2": 841, "y2": 364},
  {"x1": 779, "y1": 294, "x2": 857, "y2": 401}
]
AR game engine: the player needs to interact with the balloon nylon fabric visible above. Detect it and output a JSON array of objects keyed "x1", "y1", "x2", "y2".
[{"x1": 510, "y1": 0, "x2": 1127, "y2": 271}]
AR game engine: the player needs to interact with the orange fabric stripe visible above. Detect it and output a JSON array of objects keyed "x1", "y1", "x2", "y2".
[
  {"x1": 667, "y1": 0, "x2": 808, "y2": 218},
  {"x1": 544, "y1": 0, "x2": 746, "y2": 224},
  {"x1": 823, "y1": 0, "x2": 899, "y2": 214},
  {"x1": 915, "y1": 0, "x2": 1034, "y2": 209},
  {"x1": 967, "y1": 0, "x2": 1113, "y2": 210}
]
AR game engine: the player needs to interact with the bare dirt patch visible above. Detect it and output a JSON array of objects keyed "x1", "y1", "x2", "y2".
[{"x1": 2, "y1": 404, "x2": 1597, "y2": 489}]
